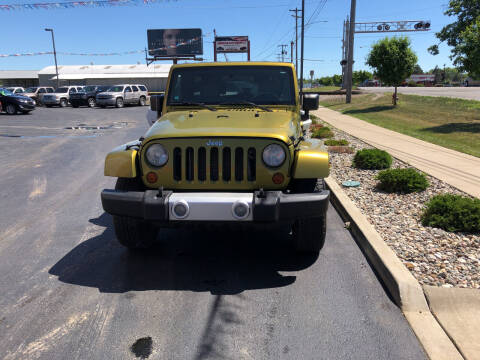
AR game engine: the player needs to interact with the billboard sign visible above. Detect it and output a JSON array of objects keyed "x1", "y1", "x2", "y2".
[
  {"x1": 147, "y1": 28, "x2": 203, "y2": 57},
  {"x1": 215, "y1": 36, "x2": 249, "y2": 53}
]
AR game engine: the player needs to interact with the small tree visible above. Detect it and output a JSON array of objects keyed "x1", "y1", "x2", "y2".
[
  {"x1": 352, "y1": 70, "x2": 373, "y2": 85},
  {"x1": 366, "y1": 37, "x2": 418, "y2": 105}
]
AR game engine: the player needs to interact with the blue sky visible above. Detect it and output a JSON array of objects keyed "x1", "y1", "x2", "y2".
[{"x1": 1, "y1": 0, "x2": 455, "y2": 77}]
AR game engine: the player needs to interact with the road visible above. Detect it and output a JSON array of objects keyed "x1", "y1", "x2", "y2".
[
  {"x1": 359, "y1": 86, "x2": 480, "y2": 101},
  {"x1": 0, "y1": 107, "x2": 426, "y2": 359}
]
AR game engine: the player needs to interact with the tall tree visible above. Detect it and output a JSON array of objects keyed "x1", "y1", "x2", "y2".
[
  {"x1": 366, "y1": 37, "x2": 417, "y2": 105},
  {"x1": 413, "y1": 64, "x2": 424, "y2": 74},
  {"x1": 428, "y1": 0, "x2": 480, "y2": 77}
]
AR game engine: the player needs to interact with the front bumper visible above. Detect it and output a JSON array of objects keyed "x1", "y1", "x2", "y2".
[
  {"x1": 42, "y1": 98, "x2": 60, "y2": 105},
  {"x1": 96, "y1": 98, "x2": 116, "y2": 106},
  {"x1": 17, "y1": 103, "x2": 35, "y2": 111},
  {"x1": 101, "y1": 190, "x2": 329, "y2": 223},
  {"x1": 70, "y1": 97, "x2": 88, "y2": 104}
]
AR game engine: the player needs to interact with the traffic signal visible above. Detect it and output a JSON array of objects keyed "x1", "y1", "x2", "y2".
[{"x1": 415, "y1": 21, "x2": 430, "y2": 30}]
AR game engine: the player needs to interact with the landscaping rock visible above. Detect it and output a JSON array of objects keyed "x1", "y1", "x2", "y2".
[{"x1": 320, "y1": 124, "x2": 480, "y2": 289}]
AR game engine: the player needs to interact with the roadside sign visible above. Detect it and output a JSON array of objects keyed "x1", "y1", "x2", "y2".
[
  {"x1": 213, "y1": 35, "x2": 250, "y2": 61},
  {"x1": 215, "y1": 36, "x2": 249, "y2": 53},
  {"x1": 147, "y1": 28, "x2": 203, "y2": 57}
]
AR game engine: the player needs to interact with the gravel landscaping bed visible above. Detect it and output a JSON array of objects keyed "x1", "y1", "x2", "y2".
[{"x1": 315, "y1": 123, "x2": 480, "y2": 289}]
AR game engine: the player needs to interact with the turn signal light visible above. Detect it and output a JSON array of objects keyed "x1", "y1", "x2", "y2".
[
  {"x1": 272, "y1": 172, "x2": 285, "y2": 184},
  {"x1": 146, "y1": 172, "x2": 158, "y2": 183}
]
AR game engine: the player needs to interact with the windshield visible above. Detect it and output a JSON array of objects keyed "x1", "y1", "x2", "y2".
[
  {"x1": 167, "y1": 66, "x2": 296, "y2": 106},
  {"x1": 108, "y1": 86, "x2": 124, "y2": 92},
  {"x1": 55, "y1": 87, "x2": 68, "y2": 93},
  {"x1": 0, "y1": 88, "x2": 14, "y2": 96},
  {"x1": 25, "y1": 87, "x2": 37, "y2": 93}
]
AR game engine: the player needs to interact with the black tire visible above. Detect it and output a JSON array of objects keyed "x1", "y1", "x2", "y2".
[
  {"x1": 115, "y1": 97, "x2": 124, "y2": 108},
  {"x1": 87, "y1": 97, "x2": 96, "y2": 108},
  {"x1": 59, "y1": 98, "x2": 68, "y2": 108},
  {"x1": 112, "y1": 177, "x2": 158, "y2": 249},
  {"x1": 138, "y1": 96, "x2": 146, "y2": 106},
  {"x1": 290, "y1": 179, "x2": 327, "y2": 254},
  {"x1": 5, "y1": 103, "x2": 17, "y2": 115}
]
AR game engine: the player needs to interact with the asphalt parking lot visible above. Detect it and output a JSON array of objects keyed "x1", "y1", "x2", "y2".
[
  {"x1": 0, "y1": 107, "x2": 426, "y2": 359},
  {"x1": 359, "y1": 86, "x2": 480, "y2": 101}
]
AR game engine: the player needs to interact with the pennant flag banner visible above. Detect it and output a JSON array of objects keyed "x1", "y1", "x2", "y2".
[
  {"x1": 0, "y1": 37, "x2": 203, "y2": 57},
  {"x1": 0, "y1": 0, "x2": 176, "y2": 11}
]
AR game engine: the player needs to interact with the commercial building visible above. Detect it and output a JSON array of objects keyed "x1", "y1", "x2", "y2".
[
  {"x1": 37, "y1": 64, "x2": 172, "y2": 92},
  {"x1": 0, "y1": 70, "x2": 39, "y2": 88}
]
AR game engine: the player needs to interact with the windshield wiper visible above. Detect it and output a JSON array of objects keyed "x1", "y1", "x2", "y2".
[
  {"x1": 219, "y1": 101, "x2": 273, "y2": 112},
  {"x1": 170, "y1": 101, "x2": 217, "y2": 111}
]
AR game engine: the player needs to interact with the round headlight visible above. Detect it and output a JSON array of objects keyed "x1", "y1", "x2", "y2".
[
  {"x1": 262, "y1": 144, "x2": 286, "y2": 168},
  {"x1": 145, "y1": 144, "x2": 168, "y2": 167}
]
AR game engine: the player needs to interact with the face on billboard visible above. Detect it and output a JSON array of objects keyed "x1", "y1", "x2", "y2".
[{"x1": 148, "y1": 28, "x2": 203, "y2": 57}]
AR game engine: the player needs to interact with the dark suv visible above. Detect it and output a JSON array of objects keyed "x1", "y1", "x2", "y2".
[
  {"x1": 0, "y1": 88, "x2": 36, "y2": 115},
  {"x1": 70, "y1": 85, "x2": 111, "y2": 108}
]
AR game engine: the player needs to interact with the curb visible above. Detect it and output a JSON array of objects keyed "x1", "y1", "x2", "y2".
[{"x1": 325, "y1": 177, "x2": 464, "y2": 360}]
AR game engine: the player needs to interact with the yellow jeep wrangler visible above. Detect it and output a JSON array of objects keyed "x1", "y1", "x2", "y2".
[{"x1": 101, "y1": 62, "x2": 329, "y2": 254}]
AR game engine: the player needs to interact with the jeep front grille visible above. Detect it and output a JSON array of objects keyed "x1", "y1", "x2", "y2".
[{"x1": 172, "y1": 146, "x2": 256, "y2": 182}]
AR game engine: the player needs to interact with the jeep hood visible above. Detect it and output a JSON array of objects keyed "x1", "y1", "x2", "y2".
[{"x1": 143, "y1": 109, "x2": 299, "y2": 144}]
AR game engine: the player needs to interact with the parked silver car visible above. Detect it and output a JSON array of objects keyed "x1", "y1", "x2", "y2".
[
  {"x1": 96, "y1": 84, "x2": 148, "y2": 108},
  {"x1": 23, "y1": 86, "x2": 55, "y2": 105},
  {"x1": 42, "y1": 86, "x2": 84, "y2": 107}
]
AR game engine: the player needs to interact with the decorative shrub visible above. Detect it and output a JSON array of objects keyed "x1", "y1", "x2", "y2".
[
  {"x1": 421, "y1": 194, "x2": 480, "y2": 233},
  {"x1": 312, "y1": 127, "x2": 334, "y2": 139},
  {"x1": 324, "y1": 139, "x2": 349, "y2": 146},
  {"x1": 353, "y1": 149, "x2": 392, "y2": 169},
  {"x1": 376, "y1": 168, "x2": 429, "y2": 193},
  {"x1": 310, "y1": 114, "x2": 319, "y2": 123}
]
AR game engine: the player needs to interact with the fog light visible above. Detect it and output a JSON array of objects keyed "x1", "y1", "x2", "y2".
[
  {"x1": 272, "y1": 172, "x2": 285, "y2": 184},
  {"x1": 232, "y1": 200, "x2": 250, "y2": 220},
  {"x1": 172, "y1": 200, "x2": 189, "y2": 219},
  {"x1": 146, "y1": 172, "x2": 158, "y2": 183}
]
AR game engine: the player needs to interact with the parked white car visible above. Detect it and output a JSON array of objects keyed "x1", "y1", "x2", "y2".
[
  {"x1": 6, "y1": 87, "x2": 25, "y2": 94},
  {"x1": 96, "y1": 84, "x2": 148, "y2": 108},
  {"x1": 42, "y1": 86, "x2": 84, "y2": 107}
]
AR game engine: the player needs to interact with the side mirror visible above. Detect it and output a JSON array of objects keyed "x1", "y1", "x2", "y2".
[
  {"x1": 302, "y1": 93, "x2": 319, "y2": 120},
  {"x1": 150, "y1": 94, "x2": 164, "y2": 113}
]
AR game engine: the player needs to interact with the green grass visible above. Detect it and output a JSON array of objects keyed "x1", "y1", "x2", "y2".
[
  {"x1": 320, "y1": 94, "x2": 480, "y2": 158},
  {"x1": 304, "y1": 86, "x2": 342, "y2": 92}
]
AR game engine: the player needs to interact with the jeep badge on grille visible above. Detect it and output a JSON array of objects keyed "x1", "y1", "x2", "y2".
[{"x1": 206, "y1": 140, "x2": 223, "y2": 147}]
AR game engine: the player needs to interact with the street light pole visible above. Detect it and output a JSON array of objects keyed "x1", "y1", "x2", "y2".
[{"x1": 45, "y1": 28, "x2": 59, "y2": 89}]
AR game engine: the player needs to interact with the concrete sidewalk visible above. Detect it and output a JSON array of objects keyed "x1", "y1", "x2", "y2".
[{"x1": 313, "y1": 107, "x2": 480, "y2": 199}]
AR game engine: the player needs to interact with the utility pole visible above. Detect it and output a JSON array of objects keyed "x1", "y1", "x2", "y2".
[
  {"x1": 290, "y1": 41, "x2": 294, "y2": 63},
  {"x1": 44, "y1": 28, "x2": 59, "y2": 89},
  {"x1": 300, "y1": 0, "x2": 305, "y2": 96},
  {"x1": 345, "y1": 0, "x2": 356, "y2": 103},
  {"x1": 289, "y1": 8, "x2": 300, "y2": 78},
  {"x1": 278, "y1": 44, "x2": 288, "y2": 62},
  {"x1": 341, "y1": 19, "x2": 347, "y2": 89}
]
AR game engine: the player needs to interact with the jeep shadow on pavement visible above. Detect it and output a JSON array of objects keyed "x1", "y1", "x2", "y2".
[{"x1": 48, "y1": 212, "x2": 318, "y2": 295}]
